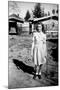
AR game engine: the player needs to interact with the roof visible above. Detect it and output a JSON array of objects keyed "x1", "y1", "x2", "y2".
[
  {"x1": 29, "y1": 15, "x2": 58, "y2": 23},
  {"x1": 34, "y1": 15, "x2": 58, "y2": 22},
  {"x1": 9, "y1": 14, "x2": 24, "y2": 23}
]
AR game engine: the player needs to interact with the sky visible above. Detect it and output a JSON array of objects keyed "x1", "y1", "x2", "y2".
[{"x1": 8, "y1": 1, "x2": 58, "y2": 18}]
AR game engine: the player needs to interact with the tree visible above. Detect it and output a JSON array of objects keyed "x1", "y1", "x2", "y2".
[
  {"x1": 56, "y1": 9, "x2": 58, "y2": 14},
  {"x1": 41, "y1": 7, "x2": 44, "y2": 17},
  {"x1": 52, "y1": 9, "x2": 55, "y2": 15},
  {"x1": 56, "y1": 5, "x2": 58, "y2": 14},
  {"x1": 48, "y1": 11, "x2": 50, "y2": 16},
  {"x1": 33, "y1": 3, "x2": 44, "y2": 18},
  {"x1": 9, "y1": 1, "x2": 20, "y2": 15},
  {"x1": 24, "y1": 10, "x2": 31, "y2": 21}
]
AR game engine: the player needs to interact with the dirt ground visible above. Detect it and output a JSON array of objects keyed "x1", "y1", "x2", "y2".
[{"x1": 8, "y1": 34, "x2": 58, "y2": 89}]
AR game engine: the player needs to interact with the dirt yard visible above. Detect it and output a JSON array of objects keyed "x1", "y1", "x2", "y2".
[{"x1": 8, "y1": 34, "x2": 58, "y2": 89}]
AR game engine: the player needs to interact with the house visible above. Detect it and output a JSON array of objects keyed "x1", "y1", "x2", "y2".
[
  {"x1": 29, "y1": 15, "x2": 58, "y2": 29},
  {"x1": 28, "y1": 15, "x2": 58, "y2": 39},
  {"x1": 9, "y1": 14, "x2": 24, "y2": 35}
]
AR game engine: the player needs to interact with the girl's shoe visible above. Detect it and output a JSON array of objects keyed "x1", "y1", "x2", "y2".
[
  {"x1": 38, "y1": 72, "x2": 41, "y2": 79},
  {"x1": 33, "y1": 74, "x2": 36, "y2": 79},
  {"x1": 38, "y1": 75, "x2": 41, "y2": 79}
]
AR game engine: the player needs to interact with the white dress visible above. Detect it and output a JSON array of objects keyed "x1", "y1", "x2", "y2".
[{"x1": 31, "y1": 31, "x2": 47, "y2": 65}]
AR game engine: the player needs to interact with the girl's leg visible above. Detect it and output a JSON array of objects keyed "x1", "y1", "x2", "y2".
[
  {"x1": 38, "y1": 64, "x2": 43, "y2": 79},
  {"x1": 33, "y1": 65, "x2": 37, "y2": 79},
  {"x1": 34, "y1": 65, "x2": 37, "y2": 73},
  {"x1": 36, "y1": 65, "x2": 39, "y2": 75}
]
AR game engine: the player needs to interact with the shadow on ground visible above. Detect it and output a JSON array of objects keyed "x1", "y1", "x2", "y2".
[{"x1": 13, "y1": 59, "x2": 35, "y2": 75}]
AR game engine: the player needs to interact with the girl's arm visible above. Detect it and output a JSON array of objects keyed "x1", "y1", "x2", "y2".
[
  {"x1": 43, "y1": 34, "x2": 46, "y2": 44},
  {"x1": 31, "y1": 33, "x2": 36, "y2": 56},
  {"x1": 32, "y1": 32, "x2": 36, "y2": 45}
]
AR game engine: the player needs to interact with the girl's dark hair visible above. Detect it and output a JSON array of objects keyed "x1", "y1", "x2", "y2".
[{"x1": 36, "y1": 22, "x2": 45, "y2": 33}]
